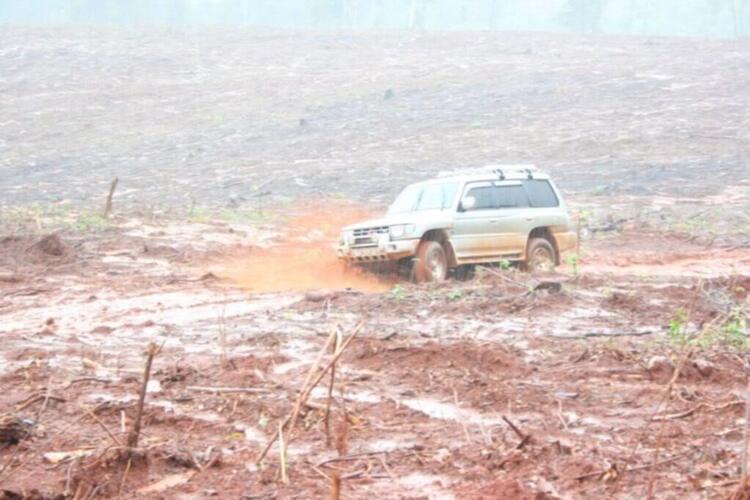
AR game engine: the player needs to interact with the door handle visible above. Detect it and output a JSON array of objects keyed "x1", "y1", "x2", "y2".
[
  {"x1": 525, "y1": 217, "x2": 534, "y2": 222},
  {"x1": 489, "y1": 220, "x2": 497, "y2": 223}
]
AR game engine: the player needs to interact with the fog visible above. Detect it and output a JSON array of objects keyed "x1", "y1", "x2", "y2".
[{"x1": 1, "y1": 0, "x2": 748, "y2": 38}]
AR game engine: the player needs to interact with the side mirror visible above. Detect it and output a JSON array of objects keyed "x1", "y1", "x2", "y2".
[{"x1": 459, "y1": 196, "x2": 476, "y2": 212}]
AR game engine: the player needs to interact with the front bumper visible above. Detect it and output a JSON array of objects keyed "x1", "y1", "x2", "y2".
[{"x1": 337, "y1": 238, "x2": 419, "y2": 263}]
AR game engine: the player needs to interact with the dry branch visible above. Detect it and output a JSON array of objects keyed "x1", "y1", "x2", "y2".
[
  {"x1": 104, "y1": 177, "x2": 118, "y2": 218},
  {"x1": 14, "y1": 392, "x2": 65, "y2": 412},
  {"x1": 279, "y1": 422, "x2": 288, "y2": 484},
  {"x1": 741, "y1": 354, "x2": 750, "y2": 490},
  {"x1": 127, "y1": 343, "x2": 158, "y2": 449},
  {"x1": 186, "y1": 386, "x2": 270, "y2": 394},
  {"x1": 325, "y1": 327, "x2": 342, "y2": 446},
  {"x1": 574, "y1": 448, "x2": 697, "y2": 481},
  {"x1": 502, "y1": 415, "x2": 531, "y2": 449},
  {"x1": 256, "y1": 322, "x2": 363, "y2": 466},
  {"x1": 81, "y1": 405, "x2": 123, "y2": 447}
]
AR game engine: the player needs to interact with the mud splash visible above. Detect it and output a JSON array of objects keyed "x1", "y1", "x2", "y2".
[{"x1": 218, "y1": 201, "x2": 394, "y2": 293}]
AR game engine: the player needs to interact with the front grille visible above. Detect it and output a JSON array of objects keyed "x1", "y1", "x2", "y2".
[
  {"x1": 353, "y1": 226, "x2": 389, "y2": 238},
  {"x1": 354, "y1": 237, "x2": 376, "y2": 246}
]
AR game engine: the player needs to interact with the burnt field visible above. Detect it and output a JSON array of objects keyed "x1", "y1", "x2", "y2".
[
  {"x1": 1, "y1": 27, "x2": 749, "y2": 235},
  {"x1": 0, "y1": 27, "x2": 749, "y2": 499}
]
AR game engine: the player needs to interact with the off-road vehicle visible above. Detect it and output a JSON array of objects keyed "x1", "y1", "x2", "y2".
[{"x1": 337, "y1": 165, "x2": 576, "y2": 282}]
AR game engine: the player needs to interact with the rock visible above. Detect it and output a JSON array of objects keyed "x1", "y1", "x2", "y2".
[
  {"x1": 692, "y1": 358, "x2": 714, "y2": 377},
  {"x1": 29, "y1": 234, "x2": 68, "y2": 257},
  {"x1": 534, "y1": 281, "x2": 562, "y2": 294},
  {"x1": 0, "y1": 416, "x2": 34, "y2": 445},
  {"x1": 0, "y1": 273, "x2": 24, "y2": 284},
  {"x1": 146, "y1": 380, "x2": 162, "y2": 394},
  {"x1": 647, "y1": 355, "x2": 675, "y2": 381},
  {"x1": 434, "y1": 448, "x2": 451, "y2": 463}
]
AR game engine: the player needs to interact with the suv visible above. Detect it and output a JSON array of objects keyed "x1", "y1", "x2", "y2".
[{"x1": 337, "y1": 165, "x2": 576, "y2": 282}]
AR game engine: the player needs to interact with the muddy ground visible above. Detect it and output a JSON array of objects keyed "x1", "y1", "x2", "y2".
[
  {"x1": 1, "y1": 26, "x2": 750, "y2": 499},
  {"x1": 0, "y1": 218, "x2": 749, "y2": 499}
]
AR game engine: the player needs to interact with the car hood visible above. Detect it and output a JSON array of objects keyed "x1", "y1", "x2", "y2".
[{"x1": 341, "y1": 210, "x2": 453, "y2": 232}]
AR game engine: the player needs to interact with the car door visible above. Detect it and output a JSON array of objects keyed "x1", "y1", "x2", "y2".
[
  {"x1": 492, "y1": 182, "x2": 534, "y2": 258},
  {"x1": 451, "y1": 181, "x2": 502, "y2": 261}
]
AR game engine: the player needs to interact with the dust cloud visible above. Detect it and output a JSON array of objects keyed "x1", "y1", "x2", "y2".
[{"x1": 217, "y1": 201, "x2": 394, "y2": 293}]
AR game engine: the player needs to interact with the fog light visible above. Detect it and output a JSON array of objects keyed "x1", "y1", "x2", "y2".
[{"x1": 378, "y1": 233, "x2": 389, "y2": 248}]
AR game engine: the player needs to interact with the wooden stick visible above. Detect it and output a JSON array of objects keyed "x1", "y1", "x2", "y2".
[
  {"x1": 573, "y1": 448, "x2": 696, "y2": 481},
  {"x1": 15, "y1": 393, "x2": 65, "y2": 412},
  {"x1": 255, "y1": 331, "x2": 336, "y2": 466},
  {"x1": 741, "y1": 354, "x2": 750, "y2": 487},
  {"x1": 104, "y1": 177, "x2": 119, "y2": 218},
  {"x1": 127, "y1": 343, "x2": 158, "y2": 449},
  {"x1": 282, "y1": 329, "x2": 338, "y2": 456},
  {"x1": 453, "y1": 387, "x2": 472, "y2": 445},
  {"x1": 502, "y1": 415, "x2": 531, "y2": 449},
  {"x1": 576, "y1": 211, "x2": 582, "y2": 259},
  {"x1": 284, "y1": 323, "x2": 361, "y2": 457},
  {"x1": 325, "y1": 327, "x2": 342, "y2": 446},
  {"x1": 81, "y1": 405, "x2": 123, "y2": 447},
  {"x1": 316, "y1": 449, "x2": 410, "y2": 467},
  {"x1": 186, "y1": 386, "x2": 270, "y2": 394},
  {"x1": 651, "y1": 404, "x2": 704, "y2": 421},
  {"x1": 256, "y1": 322, "x2": 363, "y2": 465},
  {"x1": 330, "y1": 471, "x2": 341, "y2": 500},
  {"x1": 478, "y1": 265, "x2": 527, "y2": 288},
  {"x1": 119, "y1": 457, "x2": 132, "y2": 497},
  {"x1": 279, "y1": 422, "x2": 288, "y2": 484}
]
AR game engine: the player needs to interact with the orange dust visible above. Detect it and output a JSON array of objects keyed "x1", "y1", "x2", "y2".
[{"x1": 217, "y1": 200, "x2": 394, "y2": 293}]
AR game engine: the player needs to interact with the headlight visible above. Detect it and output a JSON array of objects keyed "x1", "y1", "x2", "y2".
[
  {"x1": 341, "y1": 230, "x2": 354, "y2": 245},
  {"x1": 389, "y1": 224, "x2": 415, "y2": 239}
]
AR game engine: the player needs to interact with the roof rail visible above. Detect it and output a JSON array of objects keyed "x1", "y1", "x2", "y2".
[{"x1": 437, "y1": 164, "x2": 537, "y2": 179}]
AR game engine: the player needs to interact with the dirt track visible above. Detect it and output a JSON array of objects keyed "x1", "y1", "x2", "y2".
[{"x1": 1, "y1": 218, "x2": 749, "y2": 498}]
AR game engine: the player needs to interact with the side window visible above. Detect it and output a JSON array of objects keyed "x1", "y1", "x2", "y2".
[
  {"x1": 496, "y1": 185, "x2": 530, "y2": 208},
  {"x1": 523, "y1": 180, "x2": 559, "y2": 208},
  {"x1": 464, "y1": 185, "x2": 496, "y2": 210}
]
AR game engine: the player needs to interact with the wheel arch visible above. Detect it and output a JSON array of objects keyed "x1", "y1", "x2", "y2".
[
  {"x1": 527, "y1": 226, "x2": 560, "y2": 264},
  {"x1": 420, "y1": 229, "x2": 457, "y2": 267}
]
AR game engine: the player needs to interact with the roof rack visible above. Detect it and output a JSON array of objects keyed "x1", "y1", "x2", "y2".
[{"x1": 437, "y1": 164, "x2": 537, "y2": 180}]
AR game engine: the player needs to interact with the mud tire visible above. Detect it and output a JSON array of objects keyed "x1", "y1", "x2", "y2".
[
  {"x1": 525, "y1": 238, "x2": 556, "y2": 272},
  {"x1": 414, "y1": 241, "x2": 448, "y2": 283}
]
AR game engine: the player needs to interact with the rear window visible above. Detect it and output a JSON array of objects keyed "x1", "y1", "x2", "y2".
[
  {"x1": 497, "y1": 185, "x2": 530, "y2": 208},
  {"x1": 523, "y1": 180, "x2": 559, "y2": 208}
]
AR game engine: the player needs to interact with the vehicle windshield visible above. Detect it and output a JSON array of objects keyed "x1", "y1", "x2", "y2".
[{"x1": 387, "y1": 182, "x2": 459, "y2": 215}]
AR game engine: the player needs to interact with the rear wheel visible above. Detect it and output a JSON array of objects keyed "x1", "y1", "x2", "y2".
[
  {"x1": 414, "y1": 241, "x2": 448, "y2": 283},
  {"x1": 526, "y1": 238, "x2": 556, "y2": 272}
]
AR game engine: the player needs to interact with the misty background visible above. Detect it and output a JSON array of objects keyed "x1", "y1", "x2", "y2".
[
  {"x1": 1, "y1": 0, "x2": 748, "y2": 242},
  {"x1": 1, "y1": 0, "x2": 749, "y2": 38}
]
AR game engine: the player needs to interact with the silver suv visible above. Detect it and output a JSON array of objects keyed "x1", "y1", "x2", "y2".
[{"x1": 338, "y1": 165, "x2": 576, "y2": 282}]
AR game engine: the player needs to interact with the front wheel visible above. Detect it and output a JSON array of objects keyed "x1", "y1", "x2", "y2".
[
  {"x1": 414, "y1": 241, "x2": 448, "y2": 283},
  {"x1": 526, "y1": 238, "x2": 556, "y2": 272}
]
